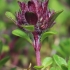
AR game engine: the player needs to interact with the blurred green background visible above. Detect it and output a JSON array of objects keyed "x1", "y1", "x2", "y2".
[{"x1": 0, "y1": 0, "x2": 70, "y2": 69}]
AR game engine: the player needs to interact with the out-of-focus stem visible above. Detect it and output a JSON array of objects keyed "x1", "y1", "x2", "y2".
[
  {"x1": 9, "y1": 36, "x2": 19, "y2": 50},
  {"x1": 9, "y1": 36, "x2": 19, "y2": 66},
  {"x1": 11, "y1": 53, "x2": 19, "y2": 66},
  {"x1": 0, "y1": 52, "x2": 6, "y2": 60}
]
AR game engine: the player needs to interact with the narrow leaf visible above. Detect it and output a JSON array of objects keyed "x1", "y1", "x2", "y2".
[
  {"x1": 21, "y1": 25, "x2": 35, "y2": 32},
  {"x1": 12, "y1": 29, "x2": 32, "y2": 44},
  {"x1": 0, "y1": 56, "x2": 10, "y2": 68},
  {"x1": 49, "y1": 10, "x2": 63, "y2": 24},
  {"x1": 53, "y1": 55, "x2": 67, "y2": 68},
  {"x1": 68, "y1": 60, "x2": 70, "y2": 70},
  {"x1": 5, "y1": 12, "x2": 16, "y2": 23},
  {"x1": 33, "y1": 66, "x2": 43, "y2": 70},
  {"x1": 41, "y1": 31, "x2": 56, "y2": 42},
  {"x1": 0, "y1": 41, "x2": 3, "y2": 54},
  {"x1": 42, "y1": 57, "x2": 53, "y2": 69}
]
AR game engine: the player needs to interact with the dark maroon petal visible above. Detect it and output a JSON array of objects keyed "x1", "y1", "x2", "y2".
[
  {"x1": 18, "y1": 1, "x2": 25, "y2": 11},
  {"x1": 37, "y1": 2, "x2": 43, "y2": 18},
  {"x1": 47, "y1": 10, "x2": 52, "y2": 18},
  {"x1": 25, "y1": 12, "x2": 38, "y2": 25},
  {"x1": 18, "y1": 1, "x2": 28, "y2": 13},
  {"x1": 31, "y1": 0, "x2": 39, "y2": 8},
  {"x1": 28, "y1": 1, "x2": 36, "y2": 12},
  {"x1": 16, "y1": 12, "x2": 24, "y2": 25},
  {"x1": 42, "y1": 0, "x2": 49, "y2": 13}
]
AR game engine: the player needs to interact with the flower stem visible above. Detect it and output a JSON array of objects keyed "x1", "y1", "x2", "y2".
[
  {"x1": 33, "y1": 33, "x2": 41, "y2": 66},
  {"x1": 35, "y1": 50, "x2": 41, "y2": 66}
]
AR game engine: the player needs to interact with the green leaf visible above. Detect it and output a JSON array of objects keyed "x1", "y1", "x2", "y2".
[
  {"x1": 11, "y1": 68, "x2": 16, "y2": 70},
  {"x1": 50, "y1": 67, "x2": 60, "y2": 70},
  {"x1": 5, "y1": 12, "x2": 16, "y2": 23},
  {"x1": 0, "y1": 56, "x2": 10, "y2": 68},
  {"x1": 41, "y1": 31, "x2": 56, "y2": 42},
  {"x1": 53, "y1": 55, "x2": 67, "y2": 68},
  {"x1": 68, "y1": 60, "x2": 70, "y2": 70},
  {"x1": 12, "y1": 29, "x2": 32, "y2": 44},
  {"x1": 21, "y1": 25, "x2": 35, "y2": 32},
  {"x1": 0, "y1": 41, "x2": 3, "y2": 54},
  {"x1": 49, "y1": 10, "x2": 63, "y2": 24},
  {"x1": 33, "y1": 66, "x2": 43, "y2": 70},
  {"x1": 52, "y1": 44, "x2": 66, "y2": 57},
  {"x1": 61, "y1": 65, "x2": 68, "y2": 70},
  {"x1": 50, "y1": 67, "x2": 55, "y2": 70},
  {"x1": 42, "y1": 57, "x2": 53, "y2": 69},
  {"x1": 59, "y1": 38, "x2": 70, "y2": 55}
]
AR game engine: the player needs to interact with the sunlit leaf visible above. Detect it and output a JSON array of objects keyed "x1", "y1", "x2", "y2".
[
  {"x1": 5, "y1": 12, "x2": 16, "y2": 23},
  {"x1": 21, "y1": 25, "x2": 35, "y2": 32},
  {"x1": 12, "y1": 29, "x2": 32, "y2": 44},
  {"x1": 42, "y1": 57, "x2": 53, "y2": 69},
  {"x1": 41, "y1": 31, "x2": 56, "y2": 42},
  {"x1": 33, "y1": 66, "x2": 43, "y2": 70},
  {"x1": 53, "y1": 55, "x2": 67, "y2": 68}
]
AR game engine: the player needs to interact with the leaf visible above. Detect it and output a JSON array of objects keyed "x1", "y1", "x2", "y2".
[
  {"x1": 5, "y1": 12, "x2": 16, "y2": 23},
  {"x1": 50, "y1": 67, "x2": 61, "y2": 70},
  {"x1": 52, "y1": 44, "x2": 66, "y2": 57},
  {"x1": 0, "y1": 56, "x2": 10, "y2": 68},
  {"x1": 59, "y1": 38, "x2": 70, "y2": 55},
  {"x1": 33, "y1": 66, "x2": 43, "y2": 70},
  {"x1": 12, "y1": 29, "x2": 32, "y2": 44},
  {"x1": 50, "y1": 67, "x2": 55, "y2": 70},
  {"x1": 42, "y1": 57, "x2": 53, "y2": 69},
  {"x1": 61, "y1": 65, "x2": 68, "y2": 70},
  {"x1": 49, "y1": 10, "x2": 63, "y2": 24},
  {"x1": 53, "y1": 55, "x2": 67, "y2": 68},
  {"x1": 0, "y1": 41, "x2": 3, "y2": 54},
  {"x1": 41, "y1": 31, "x2": 56, "y2": 42},
  {"x1": 11, "y1": 68, "x2": 16, "y2": 70},
  {"x1": 21, "y1": 25, "x2": 35, "y2": 32},
  {"x1": 68, "y1": 60, "x2": 70, "y2": 70}
]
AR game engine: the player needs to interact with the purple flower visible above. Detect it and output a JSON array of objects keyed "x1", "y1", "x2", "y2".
[
  {"x1": 16, "y1": 0, "x2": 57, "y2": 34},
  {"x1": 5, "y1": 0, "x2": 63, "y2": 66}
]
